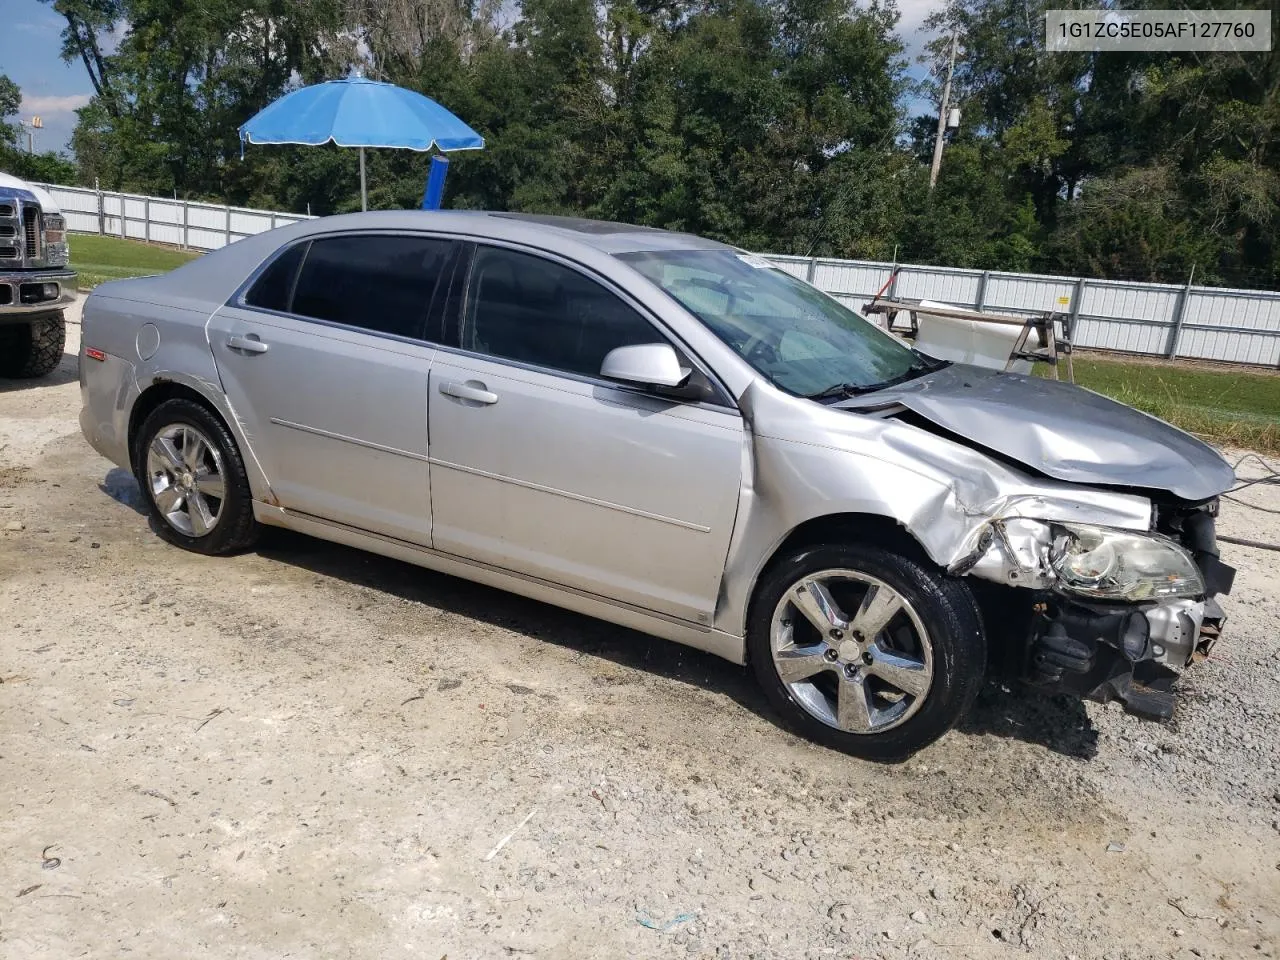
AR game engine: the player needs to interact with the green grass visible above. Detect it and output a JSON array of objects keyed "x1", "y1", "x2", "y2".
[
  {"x1": 70, "y1": 233, "x2": 201, "y2": 290},
  {"x1": 1042, "y1": 355, "x2": 1280, "y2": 454}
]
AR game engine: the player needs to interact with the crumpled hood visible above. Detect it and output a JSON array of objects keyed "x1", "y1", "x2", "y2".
[{"x1": 840, "y1": 364, "x2": 1235, "y2": 501}]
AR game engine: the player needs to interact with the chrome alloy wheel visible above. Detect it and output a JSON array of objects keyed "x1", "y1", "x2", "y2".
[
  {"x1": 145, "y1": 423, "x2": 226, "y2": 537},
  {"x1": 770, "y1": 569, "x2": 934, "y2": 734}
]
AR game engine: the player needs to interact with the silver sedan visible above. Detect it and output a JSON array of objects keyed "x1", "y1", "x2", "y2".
[{"x1": 79, "y1": 212, "x2": 1235, "y2": 759}]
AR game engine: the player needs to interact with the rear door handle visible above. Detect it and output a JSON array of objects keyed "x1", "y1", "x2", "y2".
[
  {"x1": 227, "y1": 335, "x2": 269, "y2": 354},
  {"x1": 439, "y1": 380, "x2": 498, "y2": 405}
]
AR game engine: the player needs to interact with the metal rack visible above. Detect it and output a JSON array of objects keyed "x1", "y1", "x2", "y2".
[{"x1": 861, "y1": 298, "x2": 1075, "y2": 382}]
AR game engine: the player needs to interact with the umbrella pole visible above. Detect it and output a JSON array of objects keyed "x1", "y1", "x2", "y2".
[{"x1": 359, "y1": 147, "x2": 368, "y2": 211}]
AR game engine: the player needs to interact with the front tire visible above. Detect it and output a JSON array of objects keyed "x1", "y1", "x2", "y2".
[
  {"x1": 0, "y1": 313, "x2": 66, "y2": 379},
  {"x1": 748, "y1": 543, "x2": 985, "y2": 762},
  {"x1": 133, "y1": 398, "x2": 259, "y2": 555}
]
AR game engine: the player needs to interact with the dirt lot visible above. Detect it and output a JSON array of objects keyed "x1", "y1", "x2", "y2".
[{"x1": 2, "y1": 302, "x2": 1279, "y2": 960}]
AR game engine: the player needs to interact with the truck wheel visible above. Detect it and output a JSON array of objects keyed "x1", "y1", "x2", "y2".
[
  {"x1": 133, "y1": 398, "x2": 259, "y2": 555},
  {"x1": 0, "y1": 313, "x2": 66, "y2": 379},
  {"x1": 748, "y1": 543, "x2": 986, "y2": 762}
]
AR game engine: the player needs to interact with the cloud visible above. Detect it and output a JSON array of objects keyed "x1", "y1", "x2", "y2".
[
  {"x1": 21, "y1": 93, "x2": 92, "y2": 116},
  {"x1": 899, "y1": 0, "x2": 943, "y2": 51},
  {"x1": 13, "y1": 15, "x2": 62, "y2": 34}
]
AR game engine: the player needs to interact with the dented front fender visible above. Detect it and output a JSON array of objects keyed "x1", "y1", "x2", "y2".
[{"x1": 713, "y1": 382, "x2": 1152, "y2": 638}]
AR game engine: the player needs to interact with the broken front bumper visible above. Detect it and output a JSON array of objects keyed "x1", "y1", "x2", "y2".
[{"x1": 1027, "y1": 588, "x2": 1231, "y2": 720}]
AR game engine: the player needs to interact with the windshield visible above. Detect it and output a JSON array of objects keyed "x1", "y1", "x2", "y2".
[{"x1": 618, "y1": 249, "x2": 926, "y2": 398}]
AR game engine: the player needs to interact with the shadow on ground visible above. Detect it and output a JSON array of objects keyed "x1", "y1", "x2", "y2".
[
  {"x1": 959, "y1": 683, "x2": 1099, "y2": 760},
  {"x1": 101, "y1": 466, "x2": 147, "y2": 513},
  {"x1": 101, "y1": 467, "x2": 1102, "y2": 762},
  {"x1": 0, "y1": 351, "x2": 80, "y2": 392},
  {"x1": 260, "y1": 525, "x2": 1104, "y2": 762}
]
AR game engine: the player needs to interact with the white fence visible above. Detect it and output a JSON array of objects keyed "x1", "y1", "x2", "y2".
[
  {"x1": 766, "y1": 255, "x2": 1280, "y2": 367},
  {"x1": 36, "y1": 181, "x2": 1280, "y2": 366},
  {"x1": 37, "y1": 182, "x2": 313, "y2": 252}
]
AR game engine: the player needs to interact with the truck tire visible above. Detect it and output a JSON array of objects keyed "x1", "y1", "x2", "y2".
[{"x1": 0, "y1": 313, "x2": 66, "y2": 379}]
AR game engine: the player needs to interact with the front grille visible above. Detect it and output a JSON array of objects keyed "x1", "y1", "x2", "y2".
[
  {"x1": 0, "y1": 202, "x2": 13, "y2": 218},
  {"x1": 22, "y1": 207, "x2": 39, "y2": 259},
  {"x1": 0, "y1": 224, "x2": 15, "y2": 238},
  {"x1": 0, "y1": 245, "x2": 16, "y2": 260}
]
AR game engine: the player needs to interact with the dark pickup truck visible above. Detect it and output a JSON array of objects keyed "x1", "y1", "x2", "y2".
[{"x1": 0, "y1": 173, "x2": 76, "y2": 378}]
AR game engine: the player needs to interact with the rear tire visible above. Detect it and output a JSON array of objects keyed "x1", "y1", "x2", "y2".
[
  {"x1": 133, "y1": 398, "x2": 259, "y2": 555},
  {"x1": 748, "y1": 543, "x2": 985, "y2": 762},
  {"x1": 0, "y1": 313, "x2": 66, "y2": 379}
]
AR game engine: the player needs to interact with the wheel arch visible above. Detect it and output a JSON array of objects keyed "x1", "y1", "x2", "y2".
[
  {"x1": 128, "y1": 374, "x2": 274, "y2": 502},
  {"x1": 738, "y1": 512, "x2": 937, "y2": 661}
]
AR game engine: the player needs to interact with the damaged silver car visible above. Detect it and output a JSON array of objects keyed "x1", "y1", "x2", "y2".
[{"x1": 78, "y1": 212, "x2": 1235, "y2": 760}]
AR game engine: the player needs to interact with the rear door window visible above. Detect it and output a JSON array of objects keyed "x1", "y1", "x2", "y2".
[
  {"x1": 244, "y1": 242, "x2": 306, "y2": 312},
  {"x1": 288, "y1": 234, "x2": 454, "y2": 340}
]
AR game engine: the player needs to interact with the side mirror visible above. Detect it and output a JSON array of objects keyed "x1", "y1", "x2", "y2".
[{"x1": 600, "y1": 343, "x2": 691, "y2": 389}]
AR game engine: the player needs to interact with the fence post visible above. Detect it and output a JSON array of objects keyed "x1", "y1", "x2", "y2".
[
  {"x1": 1067, "y1": 277, "x2": 1086, "y2": 342},
  {"x1": 806, "y1": 257, "x2": 817, "y2": 284},
  {"x1": 181, "y1": 199, "x2": 189, "y2": 250},
  {"x1": 974, "y1": 270, "x2": 990, "y2": 311},
  {"x1": 224, "y1": 204, "x2": 231, "y2": 247},
  {"x1": 1165, "y1": 266, "x2": 1196, "y2": 359},
  {"x1": 143, "y1": 197, "x2": 150, "y2": 243},
  {"x1": 270, "y1": 213, "x2": 278, "y2": 231},
  {"x1": 119, "y1": 193, "x2": 126, "y2": 239},
  {"x1": 95, "y1": 178, "x2": 104, "y2": 235}
]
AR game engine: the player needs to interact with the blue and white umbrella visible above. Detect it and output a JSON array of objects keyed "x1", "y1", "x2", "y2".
[{"x1": 239, "y1": 76, "x2": 484, "y2": 211}]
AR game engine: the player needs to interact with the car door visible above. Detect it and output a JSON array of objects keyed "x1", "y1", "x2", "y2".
[
  {"x1": 208, "y1": 233, "x2": 455, "y2": 544},
  {"x1": 427, "y1": 243, "x2": 744, "y2": 627}
]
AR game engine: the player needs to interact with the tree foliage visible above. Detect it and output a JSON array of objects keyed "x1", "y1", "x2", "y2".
[
  {"x1": 0, "y1": 74, "x2": 80, "y2": 183},
  {"x1": 36, "y1": 0, "x2": 1280, "y2": 287}
]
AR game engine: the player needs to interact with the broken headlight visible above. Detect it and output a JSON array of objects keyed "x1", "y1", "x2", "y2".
[{"x1": 1049, "y1": 523, "x2": 1203, "y2": 602}]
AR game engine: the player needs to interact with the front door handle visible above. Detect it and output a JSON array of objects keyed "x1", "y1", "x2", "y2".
[
  {"x1": 227, "y1": 335, "x2": 269, "y2": 354},
  {"x1": 439, "y1": 380, "x2": 498, "y2": 405}
]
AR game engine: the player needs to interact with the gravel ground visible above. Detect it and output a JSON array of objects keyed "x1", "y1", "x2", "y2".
[{"x1": 1, "y1": 302, "x2": 1278, "y2": 959}]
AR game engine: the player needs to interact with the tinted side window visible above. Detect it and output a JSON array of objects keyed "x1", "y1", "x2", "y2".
[
  {"x1": 244, "y1": 242, "x2": 306, "y2": 312},
  {"x1": 462, "y1": 246, "x2": 661, "y2": 377},
  {"x1": 291, "y1": 235, "x2": 453, "y2": 339}
]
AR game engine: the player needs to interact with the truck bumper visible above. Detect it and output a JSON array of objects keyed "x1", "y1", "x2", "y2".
[{"x1": 0, "y1": 268, "x2": 77, "y2": 321}]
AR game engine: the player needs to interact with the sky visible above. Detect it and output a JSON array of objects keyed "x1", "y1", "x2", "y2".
[
  {"x1": 1, "y1": 0, "x2": 941, "y2": 160},
  {"x1": 1, "y1": 0, "x2": 96, "y2": 157}
]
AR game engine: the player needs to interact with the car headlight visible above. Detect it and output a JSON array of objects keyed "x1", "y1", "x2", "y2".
[
  {"x1": 43, "y1": 215, "x2": 69, "y2": 266},
  {"x1": 1049, "y1": 523, "x2": 1203, "y2": 602}
]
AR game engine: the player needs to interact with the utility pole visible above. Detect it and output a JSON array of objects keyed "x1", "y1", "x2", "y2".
[
  {"x1": 929, "y1": 33, "x2": 958, "y2": 191},
  {"x1": 20, "y1": 116, "x2": 43, "y2": 154}
]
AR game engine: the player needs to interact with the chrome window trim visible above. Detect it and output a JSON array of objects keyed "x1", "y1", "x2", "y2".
[{"x1": 452, "y1": 238, "x2": 739, "y2": 412}]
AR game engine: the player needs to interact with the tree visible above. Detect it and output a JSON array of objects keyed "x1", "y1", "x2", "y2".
[
  {"x1": 0, "y1": 73, "x2": 79, "y2": 184},
  {"x1": 36, "y1": 0, "x2": 1280, "y2": 289},
  {"x1": 0, "y1": 75, "x2": 22, "y2": 150}
]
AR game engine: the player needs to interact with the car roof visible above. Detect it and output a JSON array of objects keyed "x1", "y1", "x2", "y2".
[
  {"x1": 90, "y1": 210, "x2": 734, "y2": 309},
  {"x1": 480, "y1": 212, "x2": 728, "y2": 253},
  {"x1": 307, "y1": 209, "x2": 733, "y2": 255}
]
